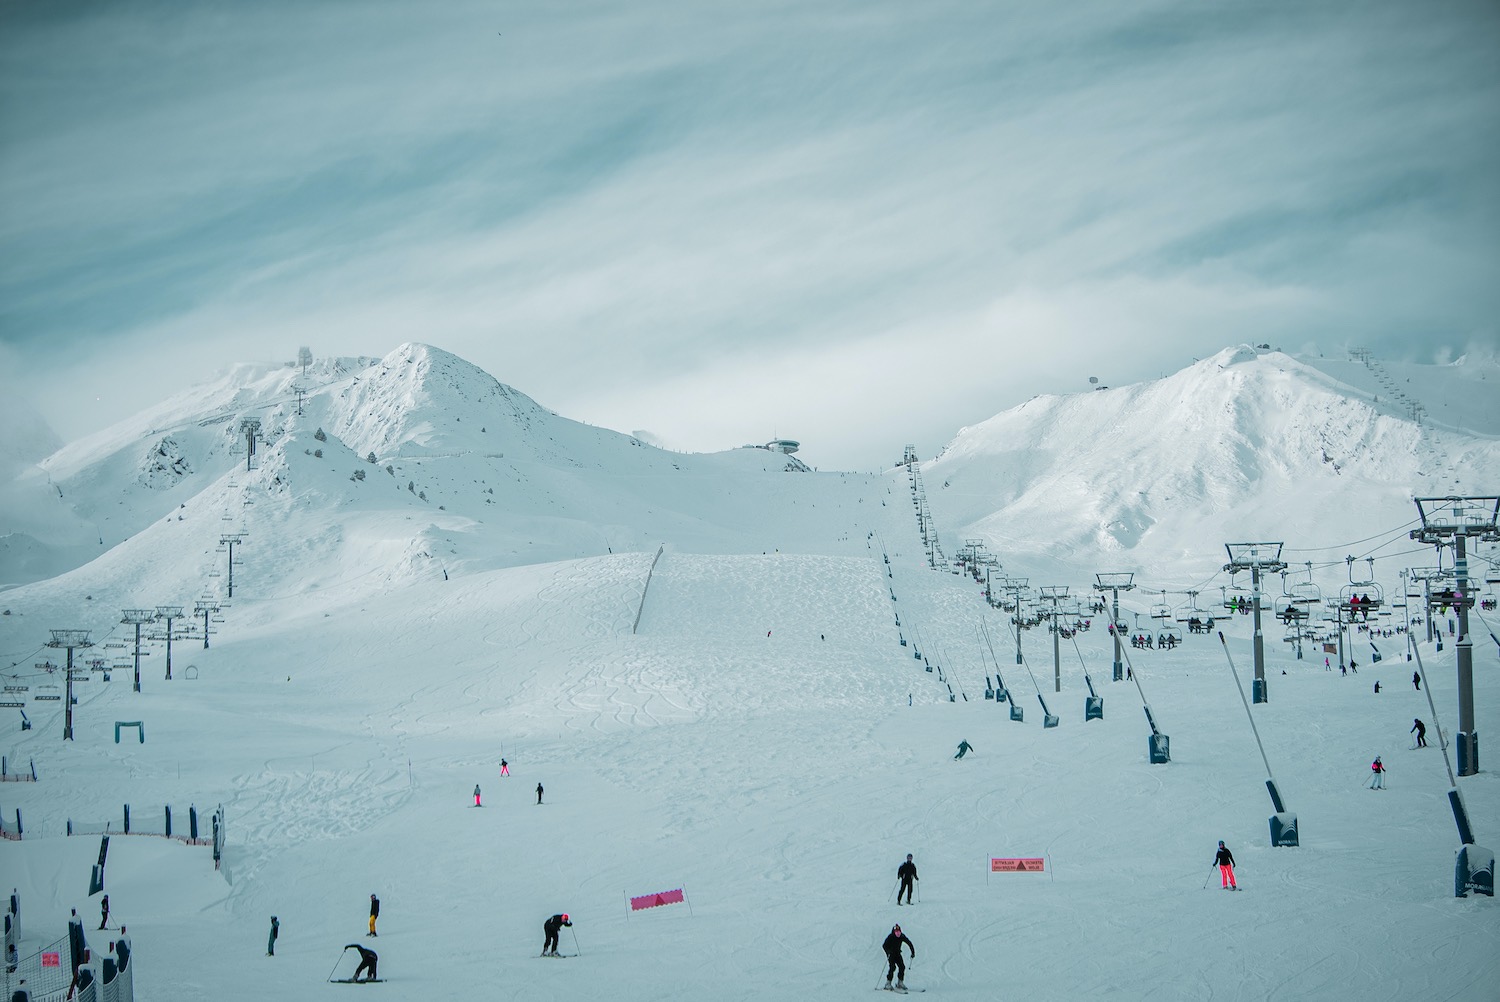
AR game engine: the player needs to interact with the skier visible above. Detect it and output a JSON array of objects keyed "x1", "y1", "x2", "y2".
[
  {"x1": 881, "y1": 923, "x2": 915, "y2": 991},
  {"x1": 343, "y1": 943, "x2": 378, "y2": 982},
  {"x1": 896, "y1": 854, "x2": 918, "y2": 905},
  {"x1": 1373, "y1": 681, "x2": 1381, "y2": 694},
  {"x1": 474, "y1": 784, "x2": 482, "y2": 807},
  {"x1": 367, "y1": 893, "x2": 379, "y2": 937},
  {"x1": 1411, "y1": 719, "x2": 1427, "y2": 748},
  {"x1": 97, "y1": 894, "x2": 109, "y2": 930},
  {"x1": 1412, "y1": 671, "x2": 1421, "y2": 691},
  {"x1": 1349, "y1": 658, "x2": 1358, "y2": 674},
  {"x1": 1214, "y1": 841, "x2": 1237, "y2": 890},
  {"x1": 266, "y1": 916, "x2": 278, "y2": 957},
  {"x1": 536, "y1": 782, "x2": 544, "y2": 805},
  {"x1": 954, "y1": 740, "x2": 974, "y2": 760},
  {"x1": 542, "y1": 913, "x2": 572, "y2": 956},
  {"x1": 500, "y1": 758, "x2": 509, "y2": 776},
  {"x1": 1368, "y1": 757, "x2": 1386, "y2": 789}
]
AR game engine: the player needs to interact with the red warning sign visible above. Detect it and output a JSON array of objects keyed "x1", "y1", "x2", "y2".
[
  {"x1": 630, "y1": 888, "x2": 685, "y2": 911},
  {"x1": 990, "y1": 857, "x2": 1046, "y2": 873},
  {"x1": 42, "y1": 951, "x2": 61, "y2": 967}
]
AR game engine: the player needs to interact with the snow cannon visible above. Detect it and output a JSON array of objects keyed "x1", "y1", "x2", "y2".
[
  {"x1": 1083, "y1": 675, "x2": 1104, "y2": 721},
  {"x1": 1267, "y1": 780, "x2": 1298, "y2": 846},
  {"x1": 1037, "y1": 695, "x2": 1059, "y2": 728},
  {"x1": 1456, "y1": 845, "x2": 1494, "y2": 897},
  {"x1": 1143, "y1": 705, "x2": 1170, "y2": 764},
  {"x1": 1009, "y1": 702, "x2": 1024, "y2": 722}
]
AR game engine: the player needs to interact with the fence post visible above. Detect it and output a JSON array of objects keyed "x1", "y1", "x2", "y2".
[
  {"x1": 29, "y1": 759, "x2": 35, "y2": 781},
  {"x1": 165, "y1": 805, "x2": 172, "y2": 839},
  {"x1": 68, "y1": 818, "x2": 73, "y2": 837},
  {"x1": 13, "y1": 809, "x2": 19, "y2": 838},
  {"x1": 190, "y1": 805, "x2": 198, "y2": 841},
  {"x1": 123, "y1": 804, "x2": 130, "y2": 835},
  {"x1": 2, "y1": 756, "x2": 6, "y2": 777}
]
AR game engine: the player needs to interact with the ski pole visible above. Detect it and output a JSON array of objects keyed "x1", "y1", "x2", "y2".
[
  {"x1": 327, "y1": 947, "x2": 350, "y2": 983},
  {"x1": 887, "y1": 879, "x2": 900, "y2": 903},
  {"x1": 570, "y1": 926, "x2": 581, "y2": 957},
  {"x1": 1202, "y1": 869, "x2": 1212, "y2": 890}
]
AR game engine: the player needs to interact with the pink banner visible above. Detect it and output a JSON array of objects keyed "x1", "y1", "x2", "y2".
[{"x1": 630, "y1": 888, "x2": 685, "y2": 911}]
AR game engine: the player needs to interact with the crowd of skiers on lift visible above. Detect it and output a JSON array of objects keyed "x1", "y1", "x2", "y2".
[{"x1": 1130, "y1": 632, "x2": 1180, "y2": 650}]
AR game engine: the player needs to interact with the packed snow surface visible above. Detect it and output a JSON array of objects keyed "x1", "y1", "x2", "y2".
[{"x1": 1, "y1": 343, "x2": 1497, "y2": 1001}]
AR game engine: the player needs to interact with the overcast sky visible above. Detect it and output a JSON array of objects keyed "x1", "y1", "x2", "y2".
[{"x1": 2, "y1": 0, "x2": 1497, "y2": 470}]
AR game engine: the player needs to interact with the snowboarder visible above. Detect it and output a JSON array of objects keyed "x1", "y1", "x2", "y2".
[
  {"x1": 896, "y1": 854, "x2": 918, "y2": 905},
  {"x1": 954, "y1": 740, "x2": 973, "y2": 760},
  {"x1": 266, "y1": 916, "x2": 278, "y2": 956},
  {"x1": 882, "y1": 923, "x2": 915, "y2": 990},
  {"x1": 1369, "y1": 757, "x2": 1386, "y2": 789},
  {"x1": 97, "y1": 894, "x2": 109, "y2": 930},
  {"x1": 1412, "y1": 719, "x2": 1427, "y2": 748},
  {"x1": 474, "y1": 784, "x2": 482, "y2": 807},
  {"x1": 542, "y1": 913, "x2": 571, "y2": 956},
  {"x1": 500, "y1": 758, "x2": 509, "y2": 776},
  {"x1": 367, "y1": 893, "x2": 379, "y2": 937},
  {"x1": 536, "y1": 782, "x2": 544, "y2": 805},
  {"x1": 1412, "y1": 671, "x2": 1421, "y2": 691},
  {"x1": 344, "y1": 943, "x2": 378, "y2": 982},
  {"x1": 1214, "y1": 841, "x2": 1237, "y2": 890}
]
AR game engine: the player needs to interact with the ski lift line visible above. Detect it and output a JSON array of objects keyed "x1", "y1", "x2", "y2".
[
  {"x1": 1217, "y1": 633, "x2": 1279, "y2": 787},
  {"x1": 1410, "y1": 642, "x2": 1459, "y2": 789},
  {"x1": 1280, "y1": 517, "x2": 1424, "y2": 554},
  {"x1": 1468, "y1": 605, "x2": 1500, "y2": 656}
]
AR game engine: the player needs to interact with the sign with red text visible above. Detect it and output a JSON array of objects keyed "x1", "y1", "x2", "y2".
[{"x1": 990, "y1": 857, "x2": 1046, "y2": 873}]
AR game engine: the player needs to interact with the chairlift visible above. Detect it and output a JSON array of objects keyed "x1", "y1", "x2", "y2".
[
  {"x1": 34, "y1": 684, "x2": 61, "y2": 702},
  {"x1": 1150, "y1": 592, "x2": 1171, "y2": 620}
]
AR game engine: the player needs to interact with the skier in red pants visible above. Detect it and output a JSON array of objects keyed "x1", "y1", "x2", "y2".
[{"x1": 1214, "y1": 841, "x2": 1237, "y2": 889}]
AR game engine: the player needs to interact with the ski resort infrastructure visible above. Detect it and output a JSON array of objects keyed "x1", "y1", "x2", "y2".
[{"x1": 1, "y1": 342, "x2": 1498, "y2": 1000}]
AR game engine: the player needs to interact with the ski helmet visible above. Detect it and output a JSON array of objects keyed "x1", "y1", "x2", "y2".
[
  {"x1": 906, "y1": 854, "x2": 913, "y2": 860},
  {"x1": 893, "y1": 924, "x2": 901, "y2": 934},
  {"x1": 562, "y1": 914, "x2": 569, "y2": 922},
  {"x1": 1218, "y1": 841, "x2": 1225, "y2": 847}
]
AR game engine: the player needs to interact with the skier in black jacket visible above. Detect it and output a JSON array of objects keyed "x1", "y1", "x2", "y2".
[
  {"x1": 896, "y1": 854, "x2": 918, "y2": 905},
  {"x1": 1214, "y1": 841, "x2": 1237, "y2": 890},
  {"x1": 344, "y1": 944, "x2": 378, "y2": 982},
  {"x1": 882, "y1": 924, "x2": 915, "y2": 990},
  {"x1": 542, "y1": 913, "x2": 571, "y2": 956}
]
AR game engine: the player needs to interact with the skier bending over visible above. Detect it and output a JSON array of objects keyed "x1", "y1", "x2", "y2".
[
  {"x1": 542, "y1": 913, "x2": 571, "y2": 956},
  {"x1": 882, "y1": 924, "x2": 915, "y2": 990},
  {"x1": 1412, "y1": 719, "x2": 1427, "y2": 748},
  {"x1": 344, "y1": 944, "x2": 378, "y2": 982},
  {"x1": 954, "y1": 740, "x2": 973, "y2": 760},
  {"x1": 1214, "y1": 841, "x2": 1237, "y2": 890},
  {"x1": 896, "y1": 854, "x2": 918, "y2": 905}
]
